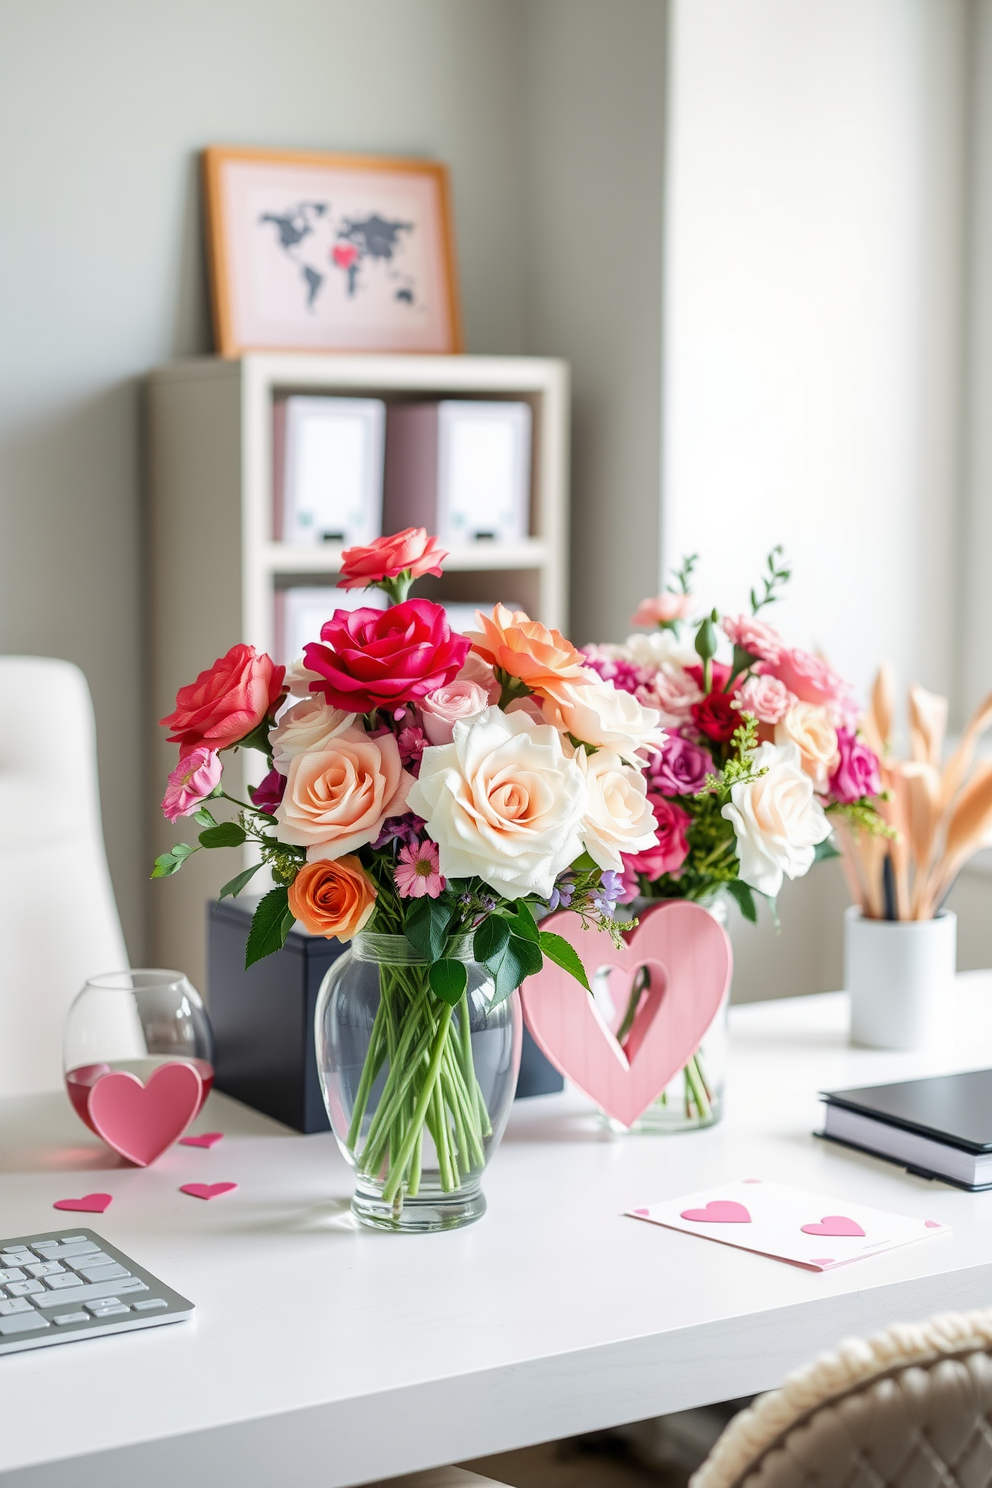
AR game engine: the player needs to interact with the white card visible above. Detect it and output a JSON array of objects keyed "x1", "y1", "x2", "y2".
[{"x1": 628, "y1": 1179, "x2": 951, "y2": 1271}]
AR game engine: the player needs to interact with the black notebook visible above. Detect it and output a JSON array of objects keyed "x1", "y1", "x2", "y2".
[{"x1": 818, "y1": 1068, "x2": 992, "y2": 1191}]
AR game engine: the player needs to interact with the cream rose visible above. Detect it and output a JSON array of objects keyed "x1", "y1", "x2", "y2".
[
  {"x1": 269, "y1": 695, "x2": 356, "y2": 772},
  {"x1": 625, "y1": 629, "x2": 698, "y2": 670},
  {"x1": 774, "y1": 701, "x2": 839, "y2": 791},
  {"x1": 574, "y1": 748, "x2": 659, "y2": 871},
  {"x1": 283, "y1": 657, "x2": 325, "y2": 698},
  {"x1": 721, "y1": 741, "x2": 831, "y2": 897},
  {"x1": 419, "y1": 680, "x2": 489, "y2": 745},
  {"x1": 276, "y1": 726, "x2": 412, "y2": 859},
  {"x1": 541, "y1": 675, "x2": 665, "y2": 762},
  {"x1": 406, "y1": 707, "x2": 587, "y2": 897}
]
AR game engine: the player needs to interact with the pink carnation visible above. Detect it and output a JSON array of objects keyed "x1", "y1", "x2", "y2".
[
  {"x1": 829, "y1": 729, "x2": 881, "y2": 804},
  {"x1": 722, "y1": 614, "x2": 784, "y2": 664},
  {"x1": 631, "y1": 593, "x2": 691, "y2": 628},
  {"x1": 642, "y1": 664, "x2": 703, "y2": 724},
  {"x1": 337, "y1": 528, "x2": 448, "y2": 590},
  {"x1": 732, "y1": 673, "x2": 796, "y2": 725},
  {"x1": 161, "y1": 746, "x2": 222, "y2": 823}
]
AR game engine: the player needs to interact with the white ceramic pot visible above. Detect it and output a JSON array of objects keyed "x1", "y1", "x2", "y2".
[{"x1": 844, "y1": 905, "x2": 957, "y2": 1051}]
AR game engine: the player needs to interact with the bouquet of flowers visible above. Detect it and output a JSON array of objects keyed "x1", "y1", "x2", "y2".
[{"x1": 153, "y1": 528, "x2": 665, "y2": 1209}]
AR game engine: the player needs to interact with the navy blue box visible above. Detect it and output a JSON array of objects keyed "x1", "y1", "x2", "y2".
[{"x1": 207, "y1": 899, "x2": 562, "y2": 1134}]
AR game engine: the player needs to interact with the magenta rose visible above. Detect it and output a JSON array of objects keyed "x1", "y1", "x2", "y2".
[
  {"x1": 647, "y1": 734, "x2": 713, "y2": 796},
  {"x1": 161, "y1": 644, "x2": 285, "y2": 755},
  {"x1": 304, "y1": 600, "x2": 471, "y2": 713},
  {"x1": 622, "y1": 794, "x2": 691, "y2": 881},
  {"x1": 829, "y1": 729, "x2": 881, "y2": 804},
  {"x1": 249, "y1": 767, "x2": 287, "y2": 814}
]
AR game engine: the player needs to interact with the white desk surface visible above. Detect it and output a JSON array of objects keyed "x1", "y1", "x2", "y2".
[{"x1": 3, "y1": 978, "x2": 992, "y2": 1488}]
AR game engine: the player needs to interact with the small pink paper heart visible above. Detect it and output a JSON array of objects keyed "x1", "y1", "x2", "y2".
[
  {"x1": 631, "y1": 1208, "x2": 650, "y2": 1218},
  {"x1": 801, "y1": 1215, "x2": 865, "y2": 1237},
  {"x1": 88, "y1": 1063, "x2": 202, "y2": 1167},
  {"x1": 54, "y1": 1193, "x2": 112, "y2": 1214},
  {"x1": 179, "y1": 1132, "x2": 223, "y2": 1149},
  {"x1": 180, "y1": 1182, "x2": 237, "y2": 1201},
  {"x1": 925, "y1": 1220, "x2": 941, "y2": 1228},
  {"x1": 681, "y1": 1200, "x2": 751, "y2": 1224},
  {"x1": 809, "y1": 1258, "x2": 835, "y2": 1267}
]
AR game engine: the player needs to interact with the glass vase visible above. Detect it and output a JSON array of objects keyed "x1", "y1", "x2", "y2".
[
  {"x1": 598, "y1": 898, "x2": 730, "y2": 1135},
  {"x1": 315, "y1": 932, "x2": 522, "y2": 1232}
]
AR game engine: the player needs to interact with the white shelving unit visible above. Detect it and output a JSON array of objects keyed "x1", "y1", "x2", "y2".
[{"x1": 146, "y1": 352, "x2": 570, "y2": 989}]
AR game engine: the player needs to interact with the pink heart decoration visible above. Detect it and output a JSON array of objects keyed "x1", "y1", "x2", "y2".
[
  {"x1": 681, "y1": 1200, "x2": 752, "y2": 1224},
  {"x1": 88, "y1": 1062, "x2": 203, "y2": 1167},
  {"x1": 520, "y1": 901, "x2": 732, "y2": 1127},
  {"x1": 180, "y1": 1182, "x2": 237, "y2": 1201},
  {"x1": 54, "y1": 1193, "x2": 112, "y2": 1213},
  {"x1": 800, "y1": 1215, "x2": 865, "y2": 1237},
  {"x1": 808, "y1": 1258, "x2": 835, "y2": 1267},
  {"x1": 179, "y1": 1132, "x2": 224, "y2": 1149},
  {"x1": 925, "y1": 1220, "x2": 941, "y2": 1228}
]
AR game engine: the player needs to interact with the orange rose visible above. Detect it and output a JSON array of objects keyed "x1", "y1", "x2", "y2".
[
  {"x1": 288, "y1": 856, "x2": 377, "y2": 941},
  {"x1": 465, "y1": 603, "x2": 588, "y2": 699}
]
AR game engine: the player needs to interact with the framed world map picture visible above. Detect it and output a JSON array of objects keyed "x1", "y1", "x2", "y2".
[{"x1": 202, "y1": 147, "x2": 463, "y2": 356}]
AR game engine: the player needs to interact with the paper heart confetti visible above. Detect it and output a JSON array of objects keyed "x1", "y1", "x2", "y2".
[
  {"x1": 54, "y1": 1193, "x2": 112, "y2": 1214},
  {"x1": 88, "y1": 1062, "x2": 203, "y2": 1167},
  {"x1": 179, "y1": 1132, "x2": 224, "y2": 1149},
  {"x1": 680, "y1": 1200, "x2": 752, "y2": 1224},
  {"x1": 520, "y1": 901, "x2": 732, "y2": 1127},
  {"x1": 180, "y1": 1182, "x2": 237, "y2": 1201},
  {"x1": 800, "y1": 1215, "x2": 866, "y2": 1238}
]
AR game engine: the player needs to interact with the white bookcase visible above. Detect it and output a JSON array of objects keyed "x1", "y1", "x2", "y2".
[{"x1": 146, "y1": 352, "x2": 570, "y2": 991}]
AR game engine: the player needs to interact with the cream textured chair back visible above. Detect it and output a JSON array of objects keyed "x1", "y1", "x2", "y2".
[
  {"x1": 0, "y1": 657, "x2": 128, "y2": 1096},
  {"x1": 692, "y1": 1309, "x2": 992, "y2": 1488}
]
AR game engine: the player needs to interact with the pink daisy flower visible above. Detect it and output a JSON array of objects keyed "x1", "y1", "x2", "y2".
[{"x1": 394, "y1": 840, "x2": 446, "y2": 899}]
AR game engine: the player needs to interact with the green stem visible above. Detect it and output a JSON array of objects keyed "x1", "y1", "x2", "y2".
[
  {"x1": 345, "y1": 997, "x2": 389, "y2": 1149},
  {"x1": 382, "y1": 1005, "x2": 453, "y2": 1204},
  {"x1": 684, "y1": 1054, "x2": 712, "y2": 1120}
]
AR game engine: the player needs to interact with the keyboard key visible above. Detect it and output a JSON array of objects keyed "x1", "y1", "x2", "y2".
[
  {"x1": 32, "y1": 1241, "x2": 97, "y2": 1260},
  {"x1": 59, "y1": 1236, "x2": 89, "y2": 1244},
  {"x1": 0, "y1": 1298, "x2": 33, "y2": 1315},
  {"x1": 44, "y1": 1273, "x2": 83, "y2": 1290},
  {"x1": 133, "y1": 1298, "x2": 168, "y2": 1311},
  {"x1": 0, "y1": 1312, "x2": 49, "y2": 1335},
  {"x1": 53, "y1": 1312, "x2": 88, "y2": 1326},
  {"x1": 26, "y1": 1262, "x2": 65, "y2": 1278},
  {"x1": 33, "y1": 1278, "x2": 146, "y2": 1309},
  {"x1": 0, "y1": 1258, "x2": 28, "y2": 1271},
  {"x1": 88, "y1": 1303, "x2": 130, "y2": 1317},
  {"x1": 0, "y1": 1269, "x2": 26, "y2": 1284},
  {"x1": 7, "y1": 1281, "x2": 43, "y2": 1296},
  {"x1": 77, "y1": 1263, "x2": 129, "y2": 1284},
  {"x1": 66, "y1": 1251, "x2": 116, "y2": 1272}
]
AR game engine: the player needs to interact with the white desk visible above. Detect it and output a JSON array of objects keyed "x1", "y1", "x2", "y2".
[{"x1": 3, "y1": 978, "x2": 992, "y2": 1488}]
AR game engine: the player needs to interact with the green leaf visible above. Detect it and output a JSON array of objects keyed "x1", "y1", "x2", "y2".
[
  {"x1": 219, "y1": 863, "x2": 262, "y2": 900},
  {"x1": 503, "y1": 901, "x2": 540, "y2": 943},
  {"x1": 510, "y1": 934, "x2": 543, "y2": 978},
  {"x1": 150, "y1": 843, "x2": 196, "y2": 878},
  {"x1": 429, "y1": 958, "x2": 468, "y2": 1006},
  {"x1": 537, "y1": 930, "x2": 591, "y2": 990},
  {"x1": 814, "y1": 836, "x2": 841, "y2": 863},
  {"x1": 193, "y1": 807, "x2": 216, "y2": 828},
  {"x1": 473, "y1": 914, "x2": 511, "y2": 963},
  {"x1": 724, "y1": 879, "x2": 758, "y2": 923},
  {"x1": 199, "y1": 822, "x2": 247, "y2": 849},
  {"x1": 484, "y1": 937, "x2": 526, "y2": 1006},
  {"x1": 245, "y1": 887, "x2": 292, "y2": 969},
  {"x1": 405, "y1": 896, "x2": 454, "y2": 962},
  {"x1": 570, "y1": 851, "x2": 598, "y2": 872}
]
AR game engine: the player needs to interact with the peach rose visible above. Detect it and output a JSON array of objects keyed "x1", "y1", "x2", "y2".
[
  {"x1": 337, "y1": 528, "x2": 448, "y2": 589},
  {"x1": 420, "y1": 680, "x2": 489, "y2": 745},
  {"x1": 275, "y1": 727, "x2": 412, "y2": 859},
  {"x1": 288, "y1": 857, "x2": 377, "y2": 940},
  {"x1": 465, "y1": 603, "x2": 588, "y2": 698},
  {"x1": 774, "y1": 701, "x2": 840, "y2": 791}
]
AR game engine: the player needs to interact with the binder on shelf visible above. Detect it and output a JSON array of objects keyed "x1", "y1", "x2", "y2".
[
  {"x1": 383, "y1": 401, "x2": 531, "y2": 547},
  {"x1": 274, "y1": 396, "x2": 385, "y2": 546},
  {"x1": 274, "y1": 585, "x2": 386, "y2": 665}
]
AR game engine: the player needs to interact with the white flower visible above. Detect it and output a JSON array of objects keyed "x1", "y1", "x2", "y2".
[
  {"x1": 625, "y1": 630, "x2": 698, "y2": 670},
  {"x1": 269, "y1": 695, "x2": 356, "y2": 772},
  {"x1": 774, "y1": 702, "x2": 839, "y2": 792},
  {"x1": 645, "y1": 663, "x2": 704, "y2": 724},
  {"x1": 575, "y1": 748, "x2": 659, "y2": 871},
  {"x1": 283, "y1": 657, "x2": 325, "y2": 698},
  {"x1": 541, "y1": 675, "x2": 666, "y2": 762},
  {"x1": 721, "y1": 741, "x2": 831, "y2": 897},
  {"x1": 407, "y1": 706, "x2": 587, "y2": 898}
]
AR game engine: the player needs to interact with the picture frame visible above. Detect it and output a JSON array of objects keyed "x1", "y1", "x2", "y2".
[{"x1": 202, "y1": 146, "x2": 463, "y2": 357}]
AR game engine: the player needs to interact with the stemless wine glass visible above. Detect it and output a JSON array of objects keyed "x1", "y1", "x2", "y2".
[{"x1": 63, "y1": 969, "x2": 215, "y2": 1134}]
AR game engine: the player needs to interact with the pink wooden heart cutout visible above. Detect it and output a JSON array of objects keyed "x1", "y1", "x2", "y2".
[
  {"x1": 520, "y1": 901, "x2": 732, "y2": 1127},
  {"x1": 800, "y1": 1215, "x2": 865, "y2": 1237},
  {"x1": 681, "y1": 1200, "x2": 751, "y2": 1224},
  {"x1": 87, "y1": 1062, "x2": 202, "y2": 1167},
  {"x1": 179, "y1": 1132, "x2": 224, "y2": 1149},
  {"x1": 180, "y1": 1182, "x2": 237, "y2": 1201},
  {"x1": 53, "y1": 1193, "x2": 112, "y2": 1213}
]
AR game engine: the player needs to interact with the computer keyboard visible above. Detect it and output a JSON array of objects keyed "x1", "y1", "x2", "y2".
[{"x1": 0, "y1": 1228, "x2": 193, "y2": 1355}]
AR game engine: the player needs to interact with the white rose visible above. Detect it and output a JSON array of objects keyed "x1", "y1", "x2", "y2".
[
  {"x1": 541, "y1": 676, "x2": 665, "y2": 762},
  {"x1": 283, "y1": 657, "x2": 325, "y2": 698},
  {"x1": 407, "y1": 706, "x2": 587, "y2": 898},
  {"x1": 721, "y1": 741, "x2": 831, "y2": 897},
  {"x1": 574, "y1": 748, "x2": 659, "y2": 871},
  {"x1": 269, "y1": 695, "x2": 356, "y2": 772},
  {"x1": 625, "y1": 630, "x2": 699, "y2": 669},
  {"x1": 774, "y1": 702, "x2": 839, "y2": 792}
]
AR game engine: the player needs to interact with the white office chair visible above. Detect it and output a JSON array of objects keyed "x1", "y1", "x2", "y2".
[{"x1": 0, "y1": 657, "x2": 128, "y2": 1096}]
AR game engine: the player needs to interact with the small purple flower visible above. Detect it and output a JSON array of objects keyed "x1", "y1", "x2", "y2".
[
  {"x1": 458, "y1": 891, "x2": 474, "y2": 907},
  {"x1": 249, "y1": 767, "x2": 286, "y2": 813},
  {"x1": 479, "y1": 894, "x2": 497, "y2": 913},
  {"x1": 646, "y1": 734, "x2": 713, "y2": 797},
  {"x1": 372, "y1": 811, "x2": 426, "y2": 849},
  {"x1": 546, "y1": 875, "x2": 575, "y2": 912},
  {"x1": 593, "y1": 869, "x2": 623, "y2": 916}
]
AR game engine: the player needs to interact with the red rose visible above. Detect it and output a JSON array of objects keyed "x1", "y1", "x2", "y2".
[
  {"x1": 304, "y1": 600, "x2": 470, "y2": 713},
  {"x1": 338, "y1": 529, "x2": 448, "y2": 590},
  {"x1": 622, "y1": 794, "x2": 690, "y2": 880},
  {"x1": 691, "y1": 690, "x2": 741, "y2": 744},
  {"x1": 161, "y1": 644, "x2": 285, "y2": 755}
]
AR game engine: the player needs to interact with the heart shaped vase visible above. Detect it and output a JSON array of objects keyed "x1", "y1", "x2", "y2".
[
  {"x1": 521, "y1": 900, "x2": 733, "y2": 1128},
  {"x1": 88, "y1": 1061, "x2": 203, "y2": 1166}
]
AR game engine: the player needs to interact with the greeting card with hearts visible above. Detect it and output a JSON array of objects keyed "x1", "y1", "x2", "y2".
[{"x1": 628, "y1": 1180, "x2": 950, "y2": 1271}]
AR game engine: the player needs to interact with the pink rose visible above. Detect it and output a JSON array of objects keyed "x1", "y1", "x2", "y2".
[
  {"x1": 161, "y1": 746, "x2": 221, "y2": 823},
  {"x1": 304, "y1": 600, "x2": 470, "y2": 713},
  {"x1": 161, "y1": 644, "x2": 285, "y2": 755},
  {"x1": 456, "y1": 650, "x2": 502, "y2": 704},
  {"x1": 829, "y1": 728, "x2": 881, "y2": 804},
  {"x1": 722, "y1": 614, "x2": 784, "y2": 664},
  {"x1": 275, "y1": 726, "x2": 412, "y2": 859},
  {"x1": 642, "y1": 663, "x2": 703, "y2": 724},
  {"x1": 774, "y1": 648, "x2": 857, "y2": 724},
  {"x1": 420, "y1": 680, "x2": 490, "y2": 744},
  {"x1": 337, "y1": 528, "x2": 448, "y2": 589},
  {"x1": 732, "y1": 673, "x2": 796, "y2": 725},
  {"x1": 631, "y1": 593, "x2": 692, "y2": 628},
  {"x1": 622, "y1": 794, "x2": 691, "y2": 881}
]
